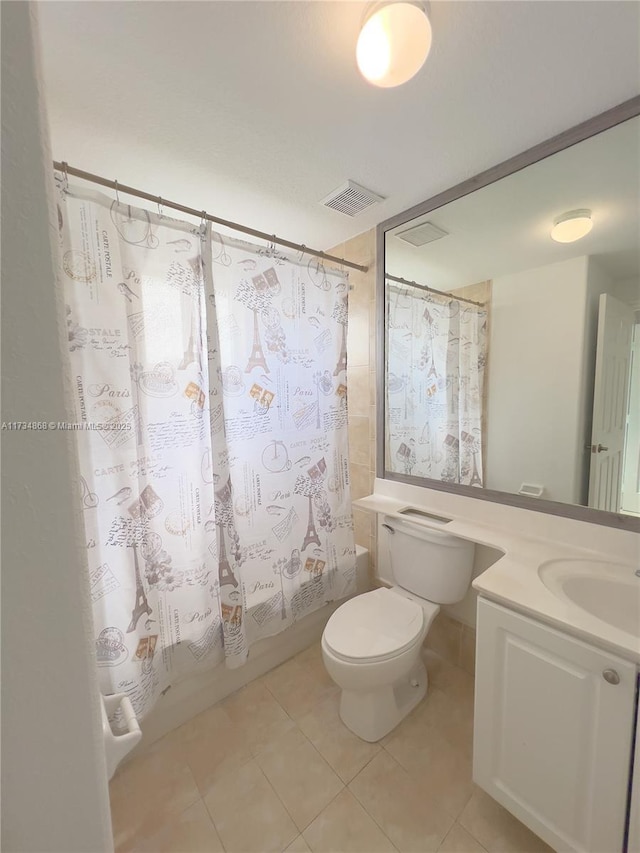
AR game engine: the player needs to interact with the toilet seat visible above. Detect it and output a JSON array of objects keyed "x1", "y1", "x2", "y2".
[{"x1": 323, "y1": 587, "x2": 425, "y2": 663}]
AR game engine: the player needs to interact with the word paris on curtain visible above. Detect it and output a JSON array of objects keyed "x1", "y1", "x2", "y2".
[
  {"x1": 386, "y1": 283, "x2": 487, "y2": 486},
  {"x1": 57, "y1": 180, "x2": 356, "y2": 719}
]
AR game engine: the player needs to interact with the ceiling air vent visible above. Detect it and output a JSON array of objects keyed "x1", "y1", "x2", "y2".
[
  {"x1": 321, "y1": 180, "x2": 385, "y2": 216},
  {"x1": 396, "y1": 221, "x2": 449, "y2": 247}
]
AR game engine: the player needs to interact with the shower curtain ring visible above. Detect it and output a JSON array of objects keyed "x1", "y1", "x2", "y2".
[
  {"x1": 114, "y1": 180, "x2": 120, "y2": 205},
  {"x1": 60, "y1": 161, "x2": 69, "y2": 193},
  {"x1": 157, "y1": 196, "x2": 163, "y2": 218},
  {"x1": 298, "y1": 244, "x2": 306, "y2": 261}
]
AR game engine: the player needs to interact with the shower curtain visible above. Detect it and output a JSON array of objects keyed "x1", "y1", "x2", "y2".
[
  {"x1": 386, "y1": 282, "x2": 487, "y2": 485},
  {"x1": 58, "y1": 179, "x2": 356, "y2": 717},
  {"x1": 205, "y1": 229, "x2": 356, "y2": 666}
]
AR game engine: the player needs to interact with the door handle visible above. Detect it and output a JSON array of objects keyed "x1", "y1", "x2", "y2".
[{"x1": 586, "y1": 444, "x2": 609, "y2": 453}]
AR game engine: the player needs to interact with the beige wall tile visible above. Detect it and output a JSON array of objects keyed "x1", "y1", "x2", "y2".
[
  {"x1": 132, "y1": 800, "x2": 224, "y2": 853},
  {"x1": 303, "y1": 788, "x2": 396, "y2": 853},
  {"x1": 204, "y1": 759, "x2": 297, "y2": 853},
  {"x1": 350, "y1": 463, "x2": 373, "y2": 500},
  {"x1": 369, "y1": 369, "x2": 378, "y2": 406},
  {"x1": 459, "y1": 787, "x2": 554, "y2": 853},
  {"x1": 352, "y1": 507, "x2": 373, "y2": 549},
  {"x1": 347, "y1": 367, "x2": 370, "y2": 418},
  {"x1": 349, "y1": 750, "x2": 455, "y2": 852},
  {"x1": 348, "y1": 417, "x2": 370, "y2": 466},
  {"x1": 256, "y1": 727, "x2": 344, "y2": 831},
  {"x1": 344, "y1": 230, "x2": 375, "y2": 269},
  {"x1": 369, "y1": 406, "x2": 378, "y2": 475},
  {"x1": 349, "y1": 271, "x2": 374, "y2": 310},
  {"x1": 347, "y1": 313, "x2": 370, "y2": 368},
  {"x1": 333, "y1": 227, "x2": 378, "y2": 558}
]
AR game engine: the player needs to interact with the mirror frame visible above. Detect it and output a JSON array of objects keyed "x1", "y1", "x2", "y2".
[{"x1": 376, "y1": 96, "x2": 640, "y2": 532}]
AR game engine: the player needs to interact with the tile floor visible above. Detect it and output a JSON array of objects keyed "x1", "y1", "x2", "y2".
[{"x1": 110, "y1": 644, "x2": 554, "y2": 853}]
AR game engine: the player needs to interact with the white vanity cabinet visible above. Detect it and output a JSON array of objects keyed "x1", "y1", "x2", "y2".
[{"x1": 474, "y1": 598, "x2": 637, "y2": 853}]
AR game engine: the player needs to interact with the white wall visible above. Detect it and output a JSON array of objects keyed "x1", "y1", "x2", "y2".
[
  {"x1": 1, "y1": 4, "x2": 113, "y2": 850},
  {"x1": 485, "y1": 256, "x2": 590, "y2": 504},
  {"x1": 611, "y1": 277, "x2": 640, "y2": 310}
]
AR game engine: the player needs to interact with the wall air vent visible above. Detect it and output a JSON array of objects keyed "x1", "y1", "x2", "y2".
[
  {"x1": 321, "y1": 180, "x2": 385, "y2": 217},
  {"x1": 396, "y1": 221, "x2": 449, "y2": 247}
]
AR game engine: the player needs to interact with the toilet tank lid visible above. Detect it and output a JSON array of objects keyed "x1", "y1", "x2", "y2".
[{"x1": 324, "y1": 588, "x2": 424, "y2": 661}]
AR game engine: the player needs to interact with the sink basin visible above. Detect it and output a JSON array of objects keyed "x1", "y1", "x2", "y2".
[{"x1": 538, "y1": 559, "x2": 640, "y2": 638}]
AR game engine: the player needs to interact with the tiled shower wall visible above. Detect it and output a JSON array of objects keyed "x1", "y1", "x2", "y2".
[{"x1": 326, "y1": 229, "x2": 378, "y2": 576}]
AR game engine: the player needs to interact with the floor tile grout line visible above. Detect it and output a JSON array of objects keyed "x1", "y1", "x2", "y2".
[
  {"x1": 201, "y1": 793, "x2": 231, "y2": 853},
  {"x1": 331, "y1": 779, "x2": 403, "y2": 853},
  {"x1": 118, "y1": 646, "x2": 464, "y2": 840},
  {"x1": 252, "y1": 746, "x2": 327, "y2": 841},
  {"x1": 265, "y1": 675, "x2": 387, "y2": 790},
  {"x1": 437, "y1": 819, "x2": 492, "y2": 853},
  {"x1": 112, "y1": 777, "x2": 203, "y2": 853},
  {"x1": 346, "y1": 767, "x2": 437, "y2": 853},
  {"x1": 190, "y1": 749, "x2": 256, "y2": 801},
  {"x1": 296, "y1": 783, "x2": 347, "y2": 839},
  {"x1": 349, "y1": 743, "x2": 469, "y2": 846}
]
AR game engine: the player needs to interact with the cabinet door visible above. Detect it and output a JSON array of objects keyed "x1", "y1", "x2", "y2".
[{"x1": 474, "y1": 599, "x2": 636, "y2": 853}]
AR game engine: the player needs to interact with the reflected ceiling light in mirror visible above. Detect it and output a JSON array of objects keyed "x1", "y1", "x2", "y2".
[
  {"x1": 550, "y1": 209, "x2": 593, "y2": 243},
  {"x1": 356, "y1": 1, "x2": 432, "y2": 88}
]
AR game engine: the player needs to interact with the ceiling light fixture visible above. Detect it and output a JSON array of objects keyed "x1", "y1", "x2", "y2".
[
  {"x1": 550, "y1": 209, "x2": 593, "y2": 243},
  {"x1": 356, "y1": 1, "x2": 432, "y2": 88}
]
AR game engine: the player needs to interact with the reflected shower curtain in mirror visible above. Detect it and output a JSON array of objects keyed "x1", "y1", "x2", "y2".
[
  {"x1": 386, "y1": 283, "x2": 487, "y2": 485},
  {"x1": 58, "y1": 180, "x2": 356, "y2": 717}
]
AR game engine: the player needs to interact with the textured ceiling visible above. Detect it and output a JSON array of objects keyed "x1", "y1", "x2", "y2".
[{"x1": 37, "y1": 1, "x2": 640, "y2": 253}]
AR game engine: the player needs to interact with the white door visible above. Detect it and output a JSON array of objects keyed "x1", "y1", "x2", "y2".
[
  {"x1": 474, "y1": 599, "x2": 636, "y2": 853},
  {"x1": 588, "y1": 293, "x2": 634, "y2": 512}
]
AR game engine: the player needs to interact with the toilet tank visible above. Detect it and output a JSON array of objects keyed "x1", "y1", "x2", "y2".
[{"x1": 382, "y1": 515, "x2": 475, "y2": 605}]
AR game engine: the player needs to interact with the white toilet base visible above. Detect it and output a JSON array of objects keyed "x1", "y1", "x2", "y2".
[{"x1": 338, "y1": 659, "x2": 428, "y2": 742}]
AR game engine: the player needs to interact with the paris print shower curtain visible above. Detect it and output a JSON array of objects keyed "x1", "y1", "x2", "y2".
[
  {"x1": 58, "y1": 180, "x2": 356, "y2": 718},
  {"x1": 386, "y1": 282, "x2": 487, "y2": 485},
  {"x1": 204, "y1": 230, "x2": 356, "y2": 664}
]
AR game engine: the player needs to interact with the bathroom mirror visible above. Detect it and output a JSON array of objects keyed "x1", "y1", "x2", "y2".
[{"x1": 376, "y1": 98, "x2": 640, "y2": 530}]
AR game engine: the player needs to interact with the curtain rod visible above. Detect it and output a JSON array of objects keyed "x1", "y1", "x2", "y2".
[
  {"x1": 385, "y1": 273, "x2": 486, "y2": 307},
  {"x1": 52, "y1": 161, "x2": 369, "y2": 274}
]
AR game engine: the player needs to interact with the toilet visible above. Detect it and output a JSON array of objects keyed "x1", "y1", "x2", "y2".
[{"x1": 322, "y1": 514, "x2": 475, "y2": 742}]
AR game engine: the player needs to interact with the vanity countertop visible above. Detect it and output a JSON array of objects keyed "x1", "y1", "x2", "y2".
[{"x1": 354, "y1": 493, "x2": 640, "y2": 665}]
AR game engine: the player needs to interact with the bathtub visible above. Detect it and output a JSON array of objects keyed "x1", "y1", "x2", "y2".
[{"x1": 134, "y1": 545, "x2": 370, "y2": 752}]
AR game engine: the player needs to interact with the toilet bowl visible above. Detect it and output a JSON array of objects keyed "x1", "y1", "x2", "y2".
[{"x1": 322, "y1": 516, "x2": 474, "y2": 742}]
